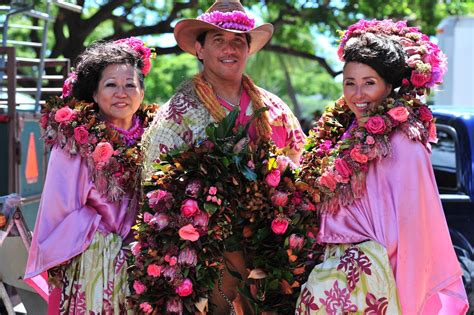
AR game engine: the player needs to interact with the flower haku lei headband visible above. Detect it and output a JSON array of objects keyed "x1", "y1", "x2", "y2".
[
  {"x1": 197, "y1": 10, "x2": 255, "y2": 31},
  {"x1": 61, "y1": 37, "x2": 152, "y2": 98},
  {"x1": 337, "y1": 19, "x2": 447, "y2": 93}
]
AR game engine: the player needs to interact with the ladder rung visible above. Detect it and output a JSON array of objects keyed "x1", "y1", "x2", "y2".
[
  {"x1": 2, "y1": 75, "x2": 66, "y2": 81},
  {"x1": 1, "y1": 87, "x2": 62, "y2": 93},
  {"x1": 25, "y1": 10, "x2": 53, "y2": 22},
  {"x1": 1, "y1": 24, "x2": 44, "y2": 31},
  {"x1": 7, "y1": 40, "x2": 42, "y2": 48},
  {"x1": 53, "y1": 0, "x2": 83, "y2": 13}
]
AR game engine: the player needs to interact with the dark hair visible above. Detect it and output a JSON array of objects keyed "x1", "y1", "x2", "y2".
[
  {"x1": 72, "y1": 41, "x2": 145, "y2": 103},
  {"x1": 196, "y1": 31, "x2": 252, "y2": 62},
  {"x1": 343, "y1": 33, "x2": 410, "y2": 90}
]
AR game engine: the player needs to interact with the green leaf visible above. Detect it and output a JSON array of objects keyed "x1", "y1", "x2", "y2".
[{"x1": 204, "y1": 202, "x2": 218, "y2": 216}]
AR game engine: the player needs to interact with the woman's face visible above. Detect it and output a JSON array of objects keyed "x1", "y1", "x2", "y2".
[
  {"x1": 93, "y1": 64, "x2": 144, "y2": 129},
  {"x1": 343, "y1": 61, "x2": 392, "y2": 121}
]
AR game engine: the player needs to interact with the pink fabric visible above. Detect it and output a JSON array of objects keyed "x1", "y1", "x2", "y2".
[
  {"x1": 218, "y1": 89, "x2": 305, "y2": 163},
  {"x1": 24, "y1": 271, "x2": 49, "y2": 301},
  {"x1": 25, "y1": 147, "x2": 137, "y2": 280},
  {"x1": 318, "y1": 131, "x2": 468, "y2": 314}
]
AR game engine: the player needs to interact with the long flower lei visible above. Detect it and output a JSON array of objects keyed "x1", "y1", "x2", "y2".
[
  {"x1": 40, "y1": 96, "x2": 158, "y2": 202},
  {"x1": 129, "y1": 109, "x2": 319, "y2": 314},
  {"x1": 299, "y1": 95, "x2": 437, "y2": 213}
]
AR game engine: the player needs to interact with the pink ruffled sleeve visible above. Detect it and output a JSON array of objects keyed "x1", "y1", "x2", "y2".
[{"x1": 25, "y1": 147, "x2": 101, "y2": 279}]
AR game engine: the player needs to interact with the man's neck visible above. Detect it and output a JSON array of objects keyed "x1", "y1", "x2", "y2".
[{"x1": 202, "y1": 72, "x2": 243, "y2": 105}]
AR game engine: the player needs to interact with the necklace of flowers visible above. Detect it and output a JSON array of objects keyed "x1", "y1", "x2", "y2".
[
  {"x1": 299, "y1": 94, "x2": 437, "y2": 213},
  {"x1": 41, "y1": 96, "x2": 158, "y2": 202}
]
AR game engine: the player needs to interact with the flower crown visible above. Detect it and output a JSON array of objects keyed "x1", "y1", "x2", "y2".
[
  {"x1": 197, "y1": 10, "x2": 255, "y2": 31},
  {"x1": 337, "y1": 19, "x2": 447, "y2": 95},
  {"x1": 61, "y1": 37, "x2": 152, "y2": 98}
]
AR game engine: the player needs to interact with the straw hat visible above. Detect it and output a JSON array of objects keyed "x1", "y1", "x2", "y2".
[{"x1": 174, "y1": 0, "x2": 273, "y2": 55}]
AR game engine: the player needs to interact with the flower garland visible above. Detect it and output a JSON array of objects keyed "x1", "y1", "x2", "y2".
[
  {"x1": 337, "y1": 19, "x2": 447, "y2": 95},
  {"x1": 197, "y1": 10, "x2": 255, "y2": 31},
  {"x1": 129, "y1": 109, "x2": 319, "y2": 314},
  {"x1": 193, "y1": 73, "x2": 272, "y2": 141},
  {"x1": 299, "y1": 95, "x2": 437, "y2": 213},
  {"x1": 41, "y1": 96, "x2": 158, "y2": 202}
]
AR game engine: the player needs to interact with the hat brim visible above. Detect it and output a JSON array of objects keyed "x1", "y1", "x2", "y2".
[{"x1": 174, "y1": 19, "x2": 274, "y2": 56}]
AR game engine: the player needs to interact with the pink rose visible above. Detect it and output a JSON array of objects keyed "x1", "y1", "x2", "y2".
[
  {"x1": 364, "y1": 116, "x2": 386, "y2": 134},
  {"x1": 319, "y1": 171, "x2": 337, "y2": 191},
  {"x1": 178, "y1": 224, "x2": 200, "y2": 242},
  {"x1": 180, "y1": 199, "x2": 200, "y2": 217},
  {"x1": 288, "y1": 234, "x2": 304, "y2": 251},
  {"x1": 147, "y1": 189, "x2": 171, "y2": 208},
  {"x1": 208, "y1": 186, "x2": 217, "y2": 195},
  {"x1": 176, "y1": 278, "x2": 193, "y2": 297},
  {"x1": 271, "y1": 217, "x2": 289, "y2": 235},
  {"x1": 410, "y1": 71, "x2": 430, "y2": 88},
  {"x1": 365, "y1": 136, "x2": 375, "y2": 145},
  {"x1": 265, "y1": 169, "x2": 281, "y2": 187},
  {"x1": 350, "y1": 147, "x2": 369, "y2": 164},
  {"x1": 91, "y1": 142, "x2": 114, "y2": 163},
  {"x1": 54, "y1": 107, "x2": 74, "y2": 123},
  {"x1": 133, "y1": 280, "x2": 147, "y2": 294},
  {"x1": 140, "y1": 302, "x2": 153, "y2": 314},
  {"x1": 418, "y1": 106, "x2": 433, "y2": 122},
  {"x1": 334, "y1": 158, "x2": 352, "y2": 180},
  {"x1": 131, "y1": 242, "x2": 142, "y2": 256},
  {"x1": 271, "y1": 191, "x2": 289, "y2": 207},
  {"x1": 147, "y1": 264, "x2": 163, "y2": 277},
  {"x1": 193, "y1": 211, "x2": 209, "y2": 227},
  {"x1": 73, "y1": 126, "x2": 89, "y2": 144},
  {"x1": 388, "y1": 107, "x2": 410, "y2": 123}
]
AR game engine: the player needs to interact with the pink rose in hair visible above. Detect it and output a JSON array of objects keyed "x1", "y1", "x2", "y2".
[
  {"x1": 133, "y1": 280, "x2": 147, "y2": 294},
  {"x1": 54, "y1": 107, "x2": 74, "y2": 123},
  {"x1": 176, "y1": 278, "x2": 193, "y2": 297},
  {"x1": 388, "y1": 107, "x2": 409, "y2": 122},
  {"x1": 410, "y1": 71, "x2": 430, "y2": 88},
  {"x1": 73, "y1": 126, "x2": 89, "y2": 144},
  {"x1": 271, "y1": 217, "x2": 289, "y2": 235},
  {"x1": 265, "y1": 169, "x2": 281, "y2": 187},
  {"x1": 180, "y1": 199, "x2": 200, "y2": 217},
  {"x1": 143, "y1": 212, "x2": 154, "y2": 224},
  {"x1": 350, "y1": 147, "x2": 369, "y2": 164},
  {"x1": 147, "y1": 264, "x2": 162, "y2": 277},
  {"x1": 178, "y1": 224, "x2": 200, "y2": 242},
  {"x1": 365, "y1": 136, "x2": 375, "y2": 145},
  {"x1": 364, "y1": 116, "x2": 386, "y2": 134},
  {"x1": 91, "y1": 142, "x2": 114, "y2": 163}
]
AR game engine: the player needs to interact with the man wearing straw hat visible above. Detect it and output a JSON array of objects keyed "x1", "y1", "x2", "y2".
[{"x1": 142, "y1": 0, "x2": 305, "y2": 312}]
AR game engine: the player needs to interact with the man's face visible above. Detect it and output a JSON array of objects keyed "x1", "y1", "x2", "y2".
[{"x1": 195, "y1": 30, "x2": 250, "y2": 82}]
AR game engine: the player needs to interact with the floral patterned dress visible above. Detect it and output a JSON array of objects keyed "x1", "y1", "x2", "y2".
[{"x1": 296, "y1": 241, "x2": 401, "y2": 314}]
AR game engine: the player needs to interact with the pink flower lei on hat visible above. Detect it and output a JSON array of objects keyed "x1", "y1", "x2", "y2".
[
  {"x1": 61, "y1": 37, "x2": 152, "y2": 98},
  {"x1": 337, "y1": 19, "x2": 447, "y2": 96},
  {"x1": 197, "y1": 10, "x2": 255, "y2": 31}
]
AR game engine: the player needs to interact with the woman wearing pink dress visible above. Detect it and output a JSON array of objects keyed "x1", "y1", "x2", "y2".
[{"x1": 296, "y1": 20, "x2": 468, "y2": 314}]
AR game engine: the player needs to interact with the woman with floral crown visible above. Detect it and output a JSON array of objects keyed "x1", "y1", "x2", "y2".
[
  {"x1": 24, "y1": 38, "x2": 156, "y2": 314},
  {"x1": 296, "y1": 20, "x2": 468, "y2": 314}
]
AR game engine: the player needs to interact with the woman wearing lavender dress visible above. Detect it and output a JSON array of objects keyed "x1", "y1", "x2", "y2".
[{"x1": 24, "y1": 38, "x2": 156, "y2": 314}]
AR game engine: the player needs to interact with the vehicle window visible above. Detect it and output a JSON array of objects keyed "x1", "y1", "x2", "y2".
[{"x1": 430, "y1": 125, "x2": 458, "y2": 192}]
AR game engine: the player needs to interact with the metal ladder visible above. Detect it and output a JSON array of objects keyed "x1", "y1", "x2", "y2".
[{"x1": 0, "y1": 0, "x2": 82, "y2": 112}]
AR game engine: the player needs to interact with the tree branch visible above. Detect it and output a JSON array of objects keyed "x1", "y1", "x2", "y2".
[{"x1": 265, "y1": 44, "x2": 341, "y2": 77}]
